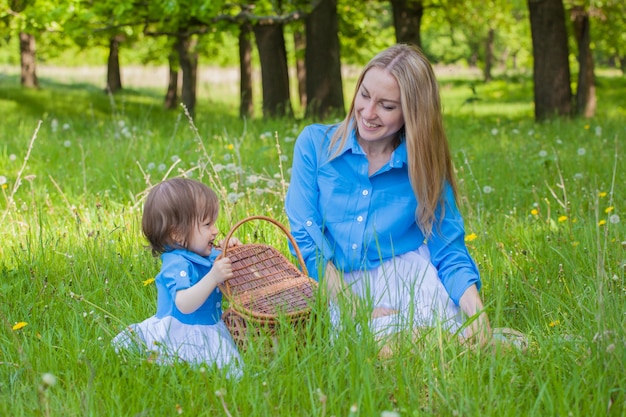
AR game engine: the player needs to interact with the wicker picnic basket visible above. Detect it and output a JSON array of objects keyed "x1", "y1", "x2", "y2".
[{"x1": 218, "y1": 216, "x2": 318, "y2": 350}]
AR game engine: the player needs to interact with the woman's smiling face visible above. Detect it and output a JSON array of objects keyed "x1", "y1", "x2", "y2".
[{"x1": 354, "y1": 67, "x2": 405, "y2": 144}]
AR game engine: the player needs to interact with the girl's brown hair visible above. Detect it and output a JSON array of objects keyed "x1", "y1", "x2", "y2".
[
  {"x1": 141, "y1": 178, "x2": 219, "y2": 256},
  {"x1": 329, "y1": 43, "x2": 458, "y2": 238}
]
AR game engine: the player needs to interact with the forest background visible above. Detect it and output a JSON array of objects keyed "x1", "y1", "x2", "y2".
[{"x1": 1, "y1": 0, "x2": 626, "y2": 416}]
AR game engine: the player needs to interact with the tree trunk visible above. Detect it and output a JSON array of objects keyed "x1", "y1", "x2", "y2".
[
  {"x1": 239, "y1": 22, "x2": 254, "y2": 119},
  {"x1": 164, "y1": 50, "x2": 179, "y2": 110},
  {"x1": 390, "y1": 0, "x2": 423, "y2": 48},
  {"x1": 305, "y1": 0, "x2": 344, "y2": 119},
  {"x1": 528, "y1": 0, "x2": 572, "y2": 120},
  {"x1": 484, "y1": 28, "x2": 495, "y2": 82},
  {"x1": 19, "y1": 32, "x2": 38, "y2": 88},
  {"x1": 253, "y1": 23, "x2": 292, "y2": 118},
  {"x1": 106, "y1": 35, "x2": 124, "y2": 93},
  {"x1": 571, "y1": 6, "x2": 596, "y2": 118},
  {"x1": 293, "y1": 26, "x2": 307, "y2": 110},
  {"x1": 175, "y1": 34, "x2": 198, "y2": 118}
]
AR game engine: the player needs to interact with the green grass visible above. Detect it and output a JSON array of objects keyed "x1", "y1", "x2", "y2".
[{"x1": 1, "y1": 68, "x2": 625, "y2": 416}]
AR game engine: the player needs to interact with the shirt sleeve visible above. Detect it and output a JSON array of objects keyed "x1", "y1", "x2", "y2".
[
  {"x1": 427, "y1": 183, "x2": 481, "y2": 305},
  {"x1": 285, "y1": 126, "x2": 334, "y2": 280},
  {"x1": 159, "y1": 257, "x2": 193, "y2": 301}
]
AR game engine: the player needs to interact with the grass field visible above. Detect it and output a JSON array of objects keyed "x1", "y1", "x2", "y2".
[{"x1": 1, "y1": 65, "x2": 625, "y2": 416}]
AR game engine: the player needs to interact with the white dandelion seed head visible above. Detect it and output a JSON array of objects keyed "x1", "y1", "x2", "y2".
[
  {"x1": 41, "y1": 373, "x2": 57, "y2": 387},
  {"x1": 213, "y1": 164, "x2": 224, "y2": 172},
  {"x1": 157, "y1": 163, "x2": 167, "y2": 172},
  {"x1": 284, "y1": 136, "x2": 295, "y2": 142},
  {"x1": 222, "y1": 154, "x2": 232, "y2": 161},
  {"x1": 539, "y1": 150, "x2": 548, "y2": 158},
  {"x1": 483, "y1": 185, "x2": 493, "y2": 194},
  {"x1": 226, "y1": 192, "x2": 243, "y2": 203},
  {"x1": 62, "y1": 123, "x2": 70, "y2": 130},
  {"x1": 555, "y1": 138, "x2": 563, "y2": 145},
  {"x1": 63, "y1": 140, "x2": 72, "y2": 148},
  {"x1": 573, "y1": 173, "x2": 584, "y2": 180},
  {"x1": 279, "y1": 155, "x2": 288, "y2": 162},
  {"x1": 247, "y1": 175, "x2": 259, "y2": 184},
  {"x1": 266, "y1": 179, "x2": 277, "y2": 188},
  {"x1": 491, "y1": 128, "x2": 498, "y2": 135},
  {"x1": 254, "y1": 188, "x2": 264, "y2": 195},
  {"x1": 226, "y1": 163, "x2": 237, "y2": 172},
  {"x1": 147, "y1": 162, "x2": 156, "y2": 170},
  {"x1": 9, "y1": 154, "x2": 16, "y2": 161},
  {"x1": 171, "y1": 155, "x2": 180, "y2": 162},
  {"x1": 121, "y1": 127, "x2": 131, "y2": 138},
  {"x1": 577, "y1": 148, "x2": 586, "y2": 156},
  {"x1": 527, "y1": 129, "x2": 535, "y2": 136},
  {"x1": 512, "y1": 129, "x2": 519, "y2": 134},
  {"x1": 0, "y1": 176, "x2": 6, "y2": 185},
  {"x1": 595, "y1": 126, "x2": 602, "y2": 136},
  {"x1": 51, "y1": 119, "x2": 59, "y2": 132},
  {"x1": 118, "y1": 120, "x2": 126, "y2": 127},
  {"x1": 229, "y1": 182, "x2": 238, "y2": 191},
  {"x1": 609, "y1": 214, "x2": 620, "y2": 224}
]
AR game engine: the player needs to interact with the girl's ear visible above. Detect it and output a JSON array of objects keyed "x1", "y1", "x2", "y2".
[{"x1": 170, "y1": 230, "x2": 183, "y2": 247}]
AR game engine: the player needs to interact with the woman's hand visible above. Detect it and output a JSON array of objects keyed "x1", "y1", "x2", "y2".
[{"x1": 458, "y1": 284, "x2": 491, "y2": 347}]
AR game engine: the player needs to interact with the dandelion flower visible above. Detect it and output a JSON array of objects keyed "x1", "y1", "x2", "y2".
[
  {"x1": 171, "y1": 155, "x2": 180, "y2": 162},
  {"x1": 605, "y1": 206, "x2": 614, "y2": 213},
  {"x1": 584, "y1": 124, "x2": 590, "y2": 130},
  {"x1": 247, "y1": 175, "x2": 259, "y2": 184},
  {"x1": 491, "y1": 128, "x2": 498, "y2": 135},
  {"x1": 539, "y1": 150, "x2": 548, "y2": 158},
  {"x1": 465, "y1": 233, "x2": 478, "y2": 242},
  {"x1": 573, "y1": 173, "x2": 583, "y2": 180},
  {"x1": 599, "y1": 191, "x2": 607, "y2": 198},
  {"x1": 142, "y1": 277, "x2": 155, "y2": 286},
  {"x1": 157, "y1": 163, "x2": 166, "y2": 172},
  {"x1": 227, "y1": 144, "x2": 234, "y2": 150},
  {"x1": 9, "y1": 154, "x2": 16, "y2": 161},
  {"x1": 609, "y1": 215, "x2": 620, "y2": 224},
  {"x1": 63, "y1": 140, "x2": 72, "y2": 148},
  {"x1": 531, "y1": 209, "x2": 538, "y2": 216},
  {"x1": 12, "y1": 322, "x2": 28, "y2": 330},
  {"x1": 41, "y1": 373, "x2": 57, "y2": 387},
  {"x1": 482, "y1": 185, "x2": 493, "y2": 194},
  {"x1": 63, "y1": 123, "x2": 70, "y2": 130},
  {"x1": 558, "y1": 215, "x2": 568, "y2": 223},
  {"x1": 598, "y1": 220, "x2": 606, "y2": 226},
  {"x1": 0, "y1": 176, "x2": 6, "y2": 185},
  {"x1": 577, "y1": 148, "x2": 586, "y2": 156},
  {"x1": 549, "y1": 320, "x2": 560, "y2": 327}
]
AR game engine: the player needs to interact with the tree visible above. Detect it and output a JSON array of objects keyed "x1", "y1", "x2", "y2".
[
  {"x1": 571, "y1": 5, "x2": 595, "y2": 117},
  {"x1": 528, "y1": 0, "x2": 572, "y2": 120},
  {"x1": 105, "y1": 34, "x2": 124, "y2": 93},
  {"x1": 389, "y1": 0, "x2": 424, "y2": 48},
  {"x1": 305, "y1": 0, "x2": 344, "y2": 118}
]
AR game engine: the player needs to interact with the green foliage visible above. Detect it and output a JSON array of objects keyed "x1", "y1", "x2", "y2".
[{"x1": 1, "y1": 69, "x2": 625, "y2": 415}]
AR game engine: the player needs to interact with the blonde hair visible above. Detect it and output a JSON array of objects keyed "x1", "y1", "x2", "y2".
[
  {"x1": 329, "y1": 43, "x2": 458, "y2": 237},
  {"x1": 142, "y1": 178, "x2": 219, "y2": 256}
]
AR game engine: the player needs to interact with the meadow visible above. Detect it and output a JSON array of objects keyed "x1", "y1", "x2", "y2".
[{"x1": 1, "y1": 66, "x2": 625, "y2": 416}]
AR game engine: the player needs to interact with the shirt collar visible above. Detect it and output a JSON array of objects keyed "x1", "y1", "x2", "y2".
[{"x1": 339, "y1": 123, "x2": 408, "y2": 168}]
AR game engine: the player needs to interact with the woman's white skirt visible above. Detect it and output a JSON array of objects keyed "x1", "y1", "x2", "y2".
[
  {"x1": 331, "y1": 246, "x2": 464, "y2": 338},
  {"x1": 112, "y1": 316, "x2": 242, "y2": 377}
]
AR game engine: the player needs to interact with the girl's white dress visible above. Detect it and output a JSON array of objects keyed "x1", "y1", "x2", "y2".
[{"x1": 112, "y1": 249, "x2": 241, "y2": 377}]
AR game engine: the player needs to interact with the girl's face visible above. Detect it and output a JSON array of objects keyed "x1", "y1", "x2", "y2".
[
  {"x1": 354, "y1": 67, "x2": 405, "y2": 145},
  {"x1": 186, "y1": 216, "x2": 219, "y2": 257}
]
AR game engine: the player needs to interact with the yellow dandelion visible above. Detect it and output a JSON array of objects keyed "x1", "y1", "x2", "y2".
[
  {"x1": 227, "y1": 144, "x2": 234, "y2": 150},
  {"x1": 1, "y1": 184, "x2": 7, "y2": 190},
  {"x1": 598, "y1": 220, "x2": 606, "y2": 226},
  {"x1": 531, "y1": 209, "x2": 538, "y2": 216},
  {"x1": 571, "y1": 241, "x2": 580, "y2": 247},
  {"x1": 12, "y1": 322, "x2": 28, "y2": 331},
  {"x1": 558, "y1": 215, "x2": 568, "y2": 223},
  {"x1": 598, "y1": 191, "x2": 607, "y2": 198},
  {"x1": 605, "y1": 206, "x2": 614, "y2": 213},
  {"x1": 584, "y1": 124, "x2": 590, "y2": 130},
  {"x1": 142, "y1": 277, "x2": 156, "y2": 286},
  {"x1": 465, "y1": 233, "x2": 478, "y2": 242},
  {"x1": 549, "y1": 319, "x2": 560, "y2": 327}
]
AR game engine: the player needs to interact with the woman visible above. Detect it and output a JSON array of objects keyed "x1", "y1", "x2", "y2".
[{"x1": 285, "y1": 44, "x2": 490, "y2": 346}]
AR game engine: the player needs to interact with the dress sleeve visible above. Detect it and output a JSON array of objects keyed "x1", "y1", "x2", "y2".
[
  {"x1": 159, "y1": 257, "x2": 193, "y2": 301},
  {"x1": 285, "y1": 126, "x2": 334, "y2": 280},
  {"x1": 427, "y1": 183, "x2": 481, "y2": 305}
]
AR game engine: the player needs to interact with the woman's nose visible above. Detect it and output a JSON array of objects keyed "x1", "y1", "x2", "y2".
[{"x1": 361, "y1": 101, "x2": 376, "y2": 119}]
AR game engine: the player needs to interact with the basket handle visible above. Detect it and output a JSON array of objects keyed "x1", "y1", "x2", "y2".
[{"x1": 220, "y1": 215, "x2": 308, "y2": 276}]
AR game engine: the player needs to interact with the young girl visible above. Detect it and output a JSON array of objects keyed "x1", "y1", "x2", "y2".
[{"x1": 112, "y1": 178, "x2": 242, "y2": 375}]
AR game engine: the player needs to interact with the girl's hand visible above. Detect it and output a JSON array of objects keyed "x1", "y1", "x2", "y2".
[
  {"x1": 458, "y1": 284, "x2": 492, "y2": 347},
  {"x1": 219, "y1": 237, "x2": 242, "y2": 248},
  {"x1": 212, "y1": 257, "x2": 234, "y2": 284}
]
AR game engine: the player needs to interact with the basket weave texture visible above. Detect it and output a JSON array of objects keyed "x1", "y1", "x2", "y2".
[{"x1": 218, "y1": 216, "x2": 317, "y2": 349}]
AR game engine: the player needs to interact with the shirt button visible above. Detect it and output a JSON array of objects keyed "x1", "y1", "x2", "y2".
[
  {"x1": 216, "y1": 302, "x2": 221, "y2": 308},
  {"x1": 216, "y1": 288, "x2": 220, "y2": 294},
  {"x1": 357, "y1": 215, "x2": 363, "y2": 222},
  {"x1": 305, "y1": 220, "x2": 312, "y2": 227},
  {"x1": 362, "y1": 190, "x2": 369, "y2": 196},
  {"x1": 351, "y1": 243, "x2": 357, "y2": 250}
]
